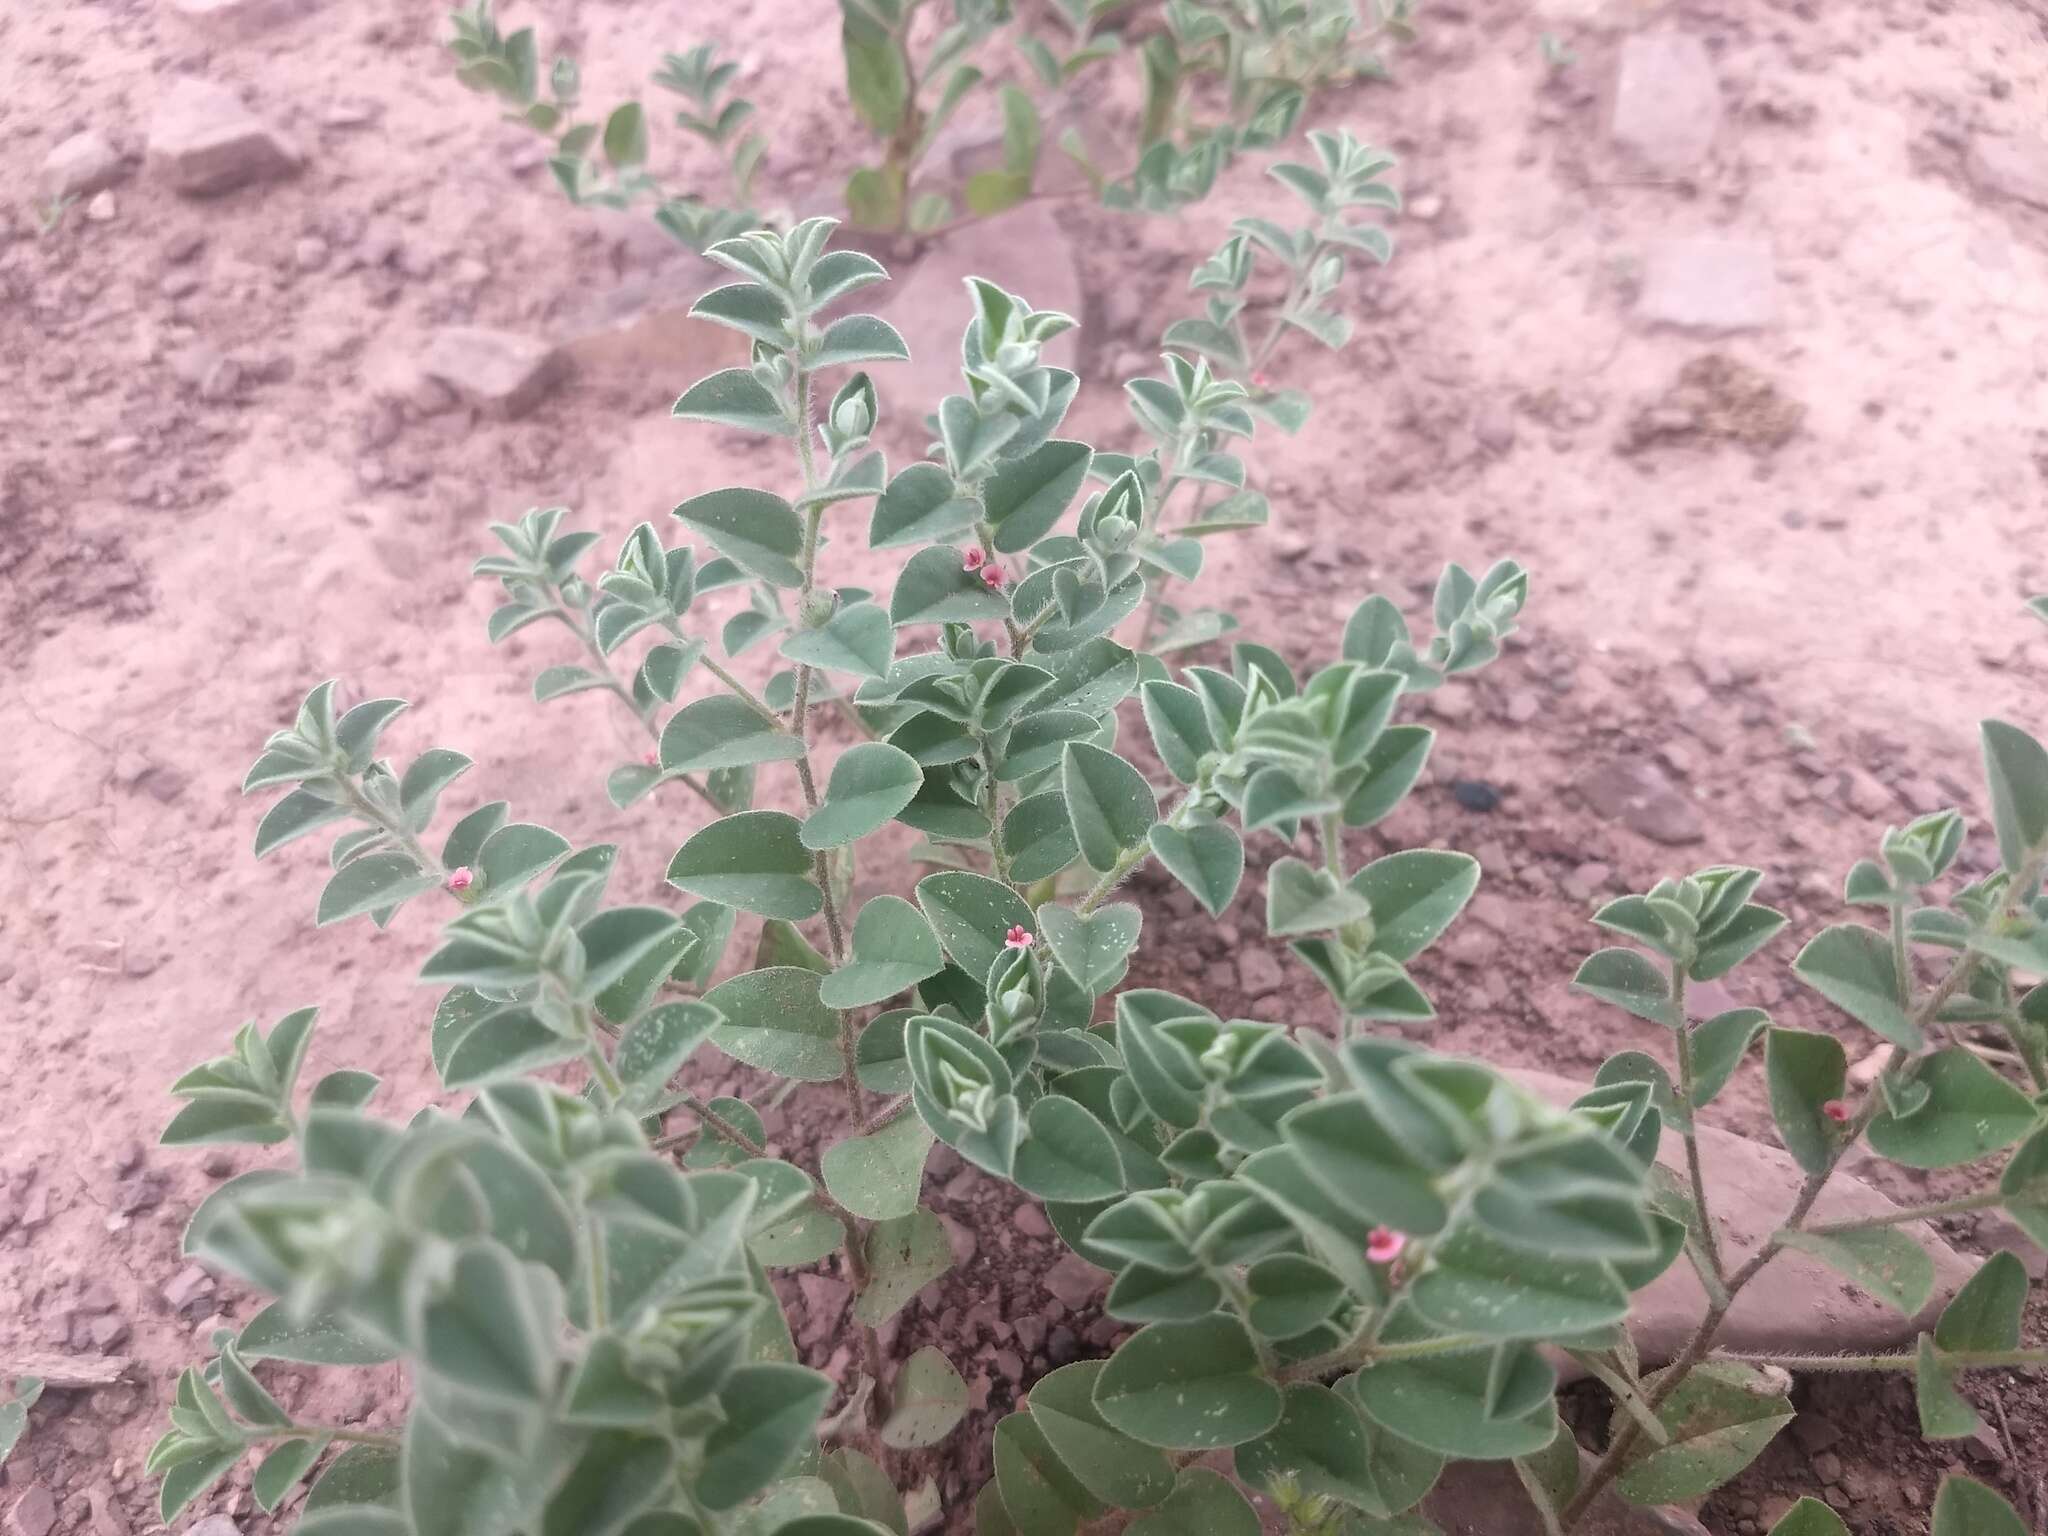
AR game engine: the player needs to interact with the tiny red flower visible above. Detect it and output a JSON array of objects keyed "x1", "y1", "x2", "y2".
[
  {"x1": 981, "y1": 565, "x2": 1007, "y2": 589},
  {"x1": 1821, "y1": 1099, "x2": 1851, "y2": 1123},
  {"x1": 961, "y1": 547, "x2": 986, "y2": 572},
  {"x1": 1005, "y1": 924, "x2": 1033, "y2": 949},
  {"x1": 446, "y1": 867, "x2": 474, "y2": 894},
  {"x1": 1251, "y1": 369, "x2": 1272, "y2": 391},
  {"x1": 1366, "y1": 1226, "x2": 1407, "y2": 1264}
]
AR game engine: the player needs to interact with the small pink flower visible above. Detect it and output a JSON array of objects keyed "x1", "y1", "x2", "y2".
[
  {"x1": 981, "y1": 565, "x2": 1007, "y2": 590},
  {"x1": 962, "y1": 547, "x2": 986, "y2": 572},
  {"x1": 1821, "y1": 1099, "x2": 1851, "y2": 1124},
  {"x1": 644, "y1": 751, "x2": 659, "y2": 768},
  {"x1": 1251, "y1": 369, "x2": 1272, "y2": 391},
  {"x1": 1005, "y1": 924, "x2": 1033, "y2": 949},
  {"x1": 1366, "y1": 1226, "x2": 1407, "y2": 1265},
  {"x1": 446, "y1": 867, "x2": 474, "y2": 894}
]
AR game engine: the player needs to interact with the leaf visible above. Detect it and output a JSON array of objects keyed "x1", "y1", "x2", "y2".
[
  {"x1": 1916, "y1": 1331, "x2": 1982, "y2": 1440},
  {"x1": 1148, "y1": 818, "x2": 1243, "y2": 917},
  {"x1": 660, "y1": 696, "x2": 802, "y2": 775},
  {"x1": 254, "y1": 1437, "x2": 327, "y2": 1512},
  {"x1": 822, "y1": 1110, "x2": 935, "y2": 1221},
  {"x1": 783, "y1": 601, "x2": 894, "y2": 679},
  {"x1": 1038, "y1": 902, "x2": 1141, "y2": 995},
  {"x1": 802, "y1": 743, "x2": 924, "y2": 850},
  {"x1": 1062, "y1": 742, "x2": 1157, "y2": 871},
  {"x1": 602, "y1": 101, "x2": 648, "y2": 167},
  {"x1": 1283, "y1": 1095, "x2": 1448, "y2": 1236},
  {"x1": 614, "y1": 1001, "x2": 719, "y2": 1108},
  {"x1": 1793, "y1": 923, "x2": 1923, "y2": 1049},
  {"x1": 986, "y1": 440, "x2": 1092, "y2": 553},
  {"x1": 1126, "y1": 1469, "x2": 1259, "y2": 1536},
  {"x1": 814, "y1": 314, "x2": 909, "y2": 368},
  {"x1": 239, "y1": 1302, "x2": 397, "y2": 1366},
  {"x1": 1865, "y1": 1047, "x2": 2038, "y2": 1168},
  {"x1": 1773, "y1": 1227, "x2": 1935, "y2": 1316},
  {"x1": 1027, "y1": 1361, "x2": 1176, "y2": 1510},
  {"x1": 703, "y1": 966, "x2": 844, "y2": 1081},
  {"x1": 1236, "y1": 1383, "x2": 1383, "y2": 1512},
  {"x1": 1764, "y1": 1498, "x2": 1849, "y2": 1536},
  {"x1": 1572, "y1": 948, "x2": 1671, "y2": 1025},
  {"x1": 1613, "y1": 1363, "x2": 1793, "y2": 1505},
  {"x1": 1935, "y1": 1250, "x2": 2027, "y2": 1351},
  {"x1": 995, "y1": 1411, "x2": 1104, "y2": 1533},
  {"x1": 823, "y1": 895, "x2": 945, "y2": 1008},
  {"x1": 672, "y1": 367, "x2": 791, "y2": 435},
  {"x1": 1982, "y1": 720, "x2": 2048, "y2": 874},
  {"x1": 1091, "y1": 1316, "x2": 1283, "y2": 1450},
  {"x1": 1267, "y1": 857, "x2": 1375, "y2": 938},
  {"x1": 1013, "y1": 1095, "x2": 1124, "y2": 1202},
  {"x1": 1346, "y1": 1336, "x2": 1556, "y2": 1460},
  {"x1": 698, "y1": 1363, "x2": 834, "y2": 1510},
  {"x1": 1932, "y1": 1475, "x2": 2029, "y2": 1536},
  {"x1": 917, "y1": 871, "x2": 1033, "y2": 985},
  {"x1": 881, "y1": 1345, "x2": 968, "y2": 1449},
  {"x1": 1691, "y1": 903, "x2": 1789, "y2": 981},
  {"x1": 415, "y1": 1241, "x2": 552, "y2": 1400},
  {"x1": 842, "y1": 5, "x2": 909, "y2": 135},
  {"x1": 858, "y1": 1211, "x2": 953, "y2": 1327},
  {"x1": 1692, "y1": 1008, "x2": 1769, "y2": 1108},
  {"x1": 1409, "y1": 1225, "x2": 1630, "y2": 1338},
  {"x1": 1343, "y1": 724, "x2": 1434, "y2": 827},
  {"x1": 870, "y1": 462, "x2": 980, "y2": 549},
  {"x1": 1352, "y1": 850, "x2": 1480, "y2": 960},
  {"x1": 673, "y1": 486, "x2": 805, "y2": 588},
  {"x1": 316, "y1": 850, "x2": 437, "y2": 926},
  {"x1": 668, "y1": 811, "x2": 822, "y2": 919},
  {"x1": 1003, "y1": 792, "x2": 1081, "y2": 883},
  {"x1": 1764, "y1": 1027, "x2": 1849, "y2": 1174},
  {"x1": 891, "y1": 543, "x2": 1013, "y2": 624}
]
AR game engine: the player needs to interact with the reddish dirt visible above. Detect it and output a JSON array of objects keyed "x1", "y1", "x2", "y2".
[{"x1": 5, "y1": 0, "x2": 2048, "y2": 1532}]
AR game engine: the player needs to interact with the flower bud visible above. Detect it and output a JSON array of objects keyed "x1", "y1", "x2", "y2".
[
  {"x1": 446, "y1": 867, "x2": 475, "y2": 894},
  {"x1": 832, "y1": 395, "x2": 871, "y2": 440}
]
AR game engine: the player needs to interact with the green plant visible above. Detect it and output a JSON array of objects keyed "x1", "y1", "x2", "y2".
[
  {"x1": 0, "y1": 1376, "x2": 40, "y2": 1473},
  {"x1": 153, "y1": 220, "x2": 2041, "y2": 1536}
]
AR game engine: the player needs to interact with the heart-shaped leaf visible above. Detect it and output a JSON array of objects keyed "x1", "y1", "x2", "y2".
[
  {"x1": 1148, "y1": 816, "x2": 1243, "y2": 917},
  {"x1": 668, "y1": 812, "x2": 821, "y2": 919},
  {"x1": 802, "y1": 742, "x2": 924, "y2": 850},
  {"x1": 1039, "y1": 902, "x2": 1141, "y2": 995},
  {"x1": 1063, "y1": 742, "x2": 1157, "y2": 871},
  {"x1": 823, "y1": 896, "x2": 946, "y2": 1008},
  {"x1": 781, "y1": 601, "x2": 894, "y2": 679}
]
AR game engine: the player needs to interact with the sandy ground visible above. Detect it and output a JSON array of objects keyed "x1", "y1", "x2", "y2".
[{"x1": 5, "y1": 0, "x2": 2048, "y2": 1530}]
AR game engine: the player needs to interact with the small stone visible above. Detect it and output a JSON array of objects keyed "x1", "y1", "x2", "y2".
[
  {"x1": 1014, "y1": 1316, "x2": 1047, "y2": 1354},
  {"x1": 1475, "y1": 401, "x2": 1517, "y2": 454},
  {"x1": 1273, "y1": 533, "x2": 1312, "y2": 563},
  {"x1": 1042, "y1": 1252, "x2": 1108, "y2": 1311},
  {"x1": 1967, "y1": 132, "x2": 2048, "y2": 211},
  {"x1": 1045, "y1": 1326, "x2": 1079, "y2": 1367},
  {"x1": 794, "y1": 1273, "x2": 850, "y2": 1339},
  {"x1": 88, "y1": 1314, "x2": 131, "y2": 1352},
  {"x1": 111, "y1": 1175, "x2": 162, "y2": 1215},
  {"x1": 1235, "y1": 946, "x2": 1286, "y2": 1000},
  {"x1": 148, "y1": 78, "x2": 303, "y2": 197},
  {"x1": 419, "y1": 326, "x2": 566, "y2": 420},
  {"x1": 200, "y1": 1148, "x2": 236, "y2": 1178},
  {"x1": 1971, "y1": 1215, "x2": 2047, "y2": 1278},
  {"x1": 1790, "y1": 1413, "x2": 1843, "y2": 1454},
  {"x1": 1812, "y1": 1451, "x2": 1842, "y2": 1485},
  {"x1": 991, "y1": 1348, "x2": 1024, "y2": 1381},
  {"x1": 185, "y1": 1517, "x2": 243, "y2": 1536},
  {"x1": 113, "y1": 1140, "x2": 145, "y2": 1175},
  {"x1": 1579, "y1": 758, "x2": 1703, "y2": 845},
  {"x1": 168, "y1": 0, "x2": 314, "y2": 34},
  {"x1": 85, "y1": 191, "x2": 117, "y2": 223},
  {"x1": 1561, "y1": 861, "x2": 1611, "y2": 902},
  {"x1": 1839, "y1": 768, "x2": 1894, "y2": 818},
  {"x1": 1611, "y1": 31, "x2": 1722, "y2": 174},
  {"x1": 41, "y1": 131, "x2": 126, "y2": 201},
  {"x1": 165, "y1": 231, "x2": 207, "y2": 264},
  {"x1": 1503, "y1": 688, "x2": 1540, "y2": 724},
  {"x1": 1449, "y1": 779, "x2": 1502, "y2": 813},
  {"x1": 293, "y1": 235, "x2": 329, "y2": 271},
  {"x1": 1011, "y1": 1203, "x2": 1051, "y2": 1239},
  {"x1": 1636, "y1": 237, "x2": 1779, "y2": 332},
  {"x1": 162, "y1": 269, "x2": 203, "y2": 300},
  {"x1": 164, "y1": 1264, "x2": 216, "y2": 1311},
  {"x1": 8, "y1": 1485, "x2": 58, "y2": 1536}
]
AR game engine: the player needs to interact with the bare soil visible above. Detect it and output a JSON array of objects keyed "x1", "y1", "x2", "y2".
[{"x1": 5, "y1": 0, "x2": 2048, "y2": 1532}]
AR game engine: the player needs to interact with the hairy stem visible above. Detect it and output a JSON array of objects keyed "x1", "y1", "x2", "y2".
[
  {"x1": 551, "y1": 599, "x2": 720, "y2": 811},
  {"x1": 1805, "y1": 1187, "x2": 2003, "y2": 1236},
  {"x1": 1669, "y1": 965, "x2": 1726, "y2": 1287},
  {"x1": 1709, "y1": 1346, "x2": 2048, "y2": 1373}
]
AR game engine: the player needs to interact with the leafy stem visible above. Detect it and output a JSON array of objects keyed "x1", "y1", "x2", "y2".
[
  {"x1": 1804, "y1": 1186, "x2": 2003, "y2": 1236},
  {"x1": 1668, "y1": 964, "x2": 1726, "y2": 1287}
]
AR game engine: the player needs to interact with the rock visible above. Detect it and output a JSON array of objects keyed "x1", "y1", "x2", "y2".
[
  {"x1": 148, "y1": 79, "x2": 302, "y2": 197},
  {"x1": 873, "y1": 203, "x2": 1084, "y2": 421},
  {"x1": 419, "y1": 327, "x2": 566, "y2": 420},
  {"x1": 293, "y1": 234, "x2": 329, "y2": 271},
  {"x1": 163, "y1": 1264, "x2": 216, "y2": 1312},
  {"x1": 1449, "y1": 779, "x2": 1501, "y2": 813},
  {"x1": 87, "y1": 1315, "x2": 130, "y2": 1352},
  {"x1": 1636, "y1": 237, "x2": 1779, "y2": 332},
  {"x1": 1474, "y1": 400, "x2": 1517, "y2": 454},
  {"x1": 556, "y1": 251, "x2": 741, "y2": 389},
  {"x1": 7, "y1": 1486, "x2": 57, "y2": 1536},
  {"x1": 1971, "y1": 1217, "x2": 2046, "y2": 1278},
  {"x1": 1579, "y1": 757, "x2": 1703, "y2": 845},
  {"x1": 168, "y1": 0, "x2": 315, "y2": 34},
  {"x1": 1511, "y1": 1068, "x2": 1978, "y2": 1366},
  {"x1": 1839, "y1": 768, "x2": 1894, "y2": 818},
  {"x1": 1428, "y1": 1452, "x2": 1707, "y2": 1534},
  {"x1": 794, "y1": 1273, "x2": 850, "y2": 1340},
  {"x1": 1234, "y1": 947, "x2": 1286, "y2": 1000},
  {"x1": 1967, "y1": 132, "x2": 2048, "y2": 212},
  {"x1": 1610, "y1": 31, "x2": 1721, "y2": 175},
  {"x1": 1011, "y1": 1202, "x2": 1052, "y2": 1239},
  {"x1": 185, "y1": 1517, "x2": 243, "y2": 1536},
  {"x1": 41, "y1": 131, "x2": 125, "y2": 201},
  {"x1": 85, "y1": 191, "x2": 117, "y2": 223},
  {"x1": 1041, "y1": 1252, "x2": 1108, "y2": 1311}
]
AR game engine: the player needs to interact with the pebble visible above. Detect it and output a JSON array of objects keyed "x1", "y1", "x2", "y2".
[
  {"x1": 84, "y1": 191, "x2": 117, "y2": 224},
  {"x1": 163, "y1": 1264, "x2": 217, "y2": 1311},
  {"x1": 1610, "y1": 30, "x2": 1722, "y2": 174},
  {"x1": 418, "y1": 326, "x2": 566, "y2": 420},
  {"x1": 1475, "y1": 400, "x2": 1517, "y2": 454},
  {"x1": 1636, "y1": 236, "x2": 1780, "y2": 332},
  {"x1": 1449, "y1": 779, "x2": 1502, "y2": 812},
  {"x1": 1578, "y1": 757, "x2": 1702, "y2": 845},
  {"x1": 293, "y1": 235, "x2": 329, "y2": 271},
  {"x1": 148, "y1": 78, "x2": 303, "y2": 197},
  {"x1": 1234, "y1": 946, "x2": 1286, "y2": 1000},
  {"x1": 1011, "y1": 1202, "x2": 1051, "y2": 1239},
  {"x1": 1041, "y1": 1252, "x2": 1108, "y2": 1311},
  {"x1": 40, "y1": 130, "x2": 126, "y2": 202},
  {"x1": 8, "y1": 1485, "x2": 58, "y2": 1536},
  {"x1": 1967, "y1": 131, "x2": 2048, "y2": 212}
]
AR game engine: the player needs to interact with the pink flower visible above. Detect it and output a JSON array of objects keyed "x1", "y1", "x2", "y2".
[
  {"x1": 644, "y1": 751, "x2": 659, "y2": 768},
  {"x1": 1821, "y1": 1099, "x2": 1851, "y2": 1123},
  {"x1": 1005, "y1": 924, "x2": 1033, "y2": 949},
  {"x1": 446, "y1": 867, "x2": 474, "y2": 894},
  {"x1": 981, "y1": 565, "x2": 1006, "y2": 590},
  {"x1": 1251, "y1": 369, "x2": 1272, "y2": 391},
  {"x1": 962, "y1": 547, "x2": 986, "y2": 572},
  {"x1": 1366, "y1": 1226, "x2": 1407, "y2": 1265}
]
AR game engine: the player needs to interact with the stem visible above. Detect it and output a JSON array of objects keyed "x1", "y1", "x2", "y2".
[
  {"x1": 1318, "y1": 811, "x2": 1344, "y2": 879},
  {"x1": 1709, "y1": 1347, "x2": 2048, "y2": 1373},
  {"x1": 699, "y1": 652, "x2": 785, "y2": 728},
  {"x1": 551, "y1": 598, "x2": 721, "y2": 811},
  {"x1": 1669, "y1": 964, "x2": 1726, "y2": 1287},
  {"x1": 1078, "y1": 785, "x2": 1199, "y2": 913},
  {"x1": 975, "y1": 522, "x2": 1027, "y2": 653},
  {"x1": 1805, "y1": 1187, "x2": 2002, "y2": 1235}
]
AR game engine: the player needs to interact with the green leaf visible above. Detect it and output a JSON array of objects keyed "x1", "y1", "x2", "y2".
[
  {"x1": 995, "y1": 1411, "x2": 1104, "y2": 1533},
  {"x1": 239, "y1": 1302, "x2": 397, "y2": 1365},
  {"x1": 1916, "y1": 1331, "x2": 1982, "y2": 1440},
  {"x1": 1343, "y1": 724, "x2": 1434, "y2": 827},
  {"x1": 1283, "y1": 1095, "x2": 1448, "y2": 1236},
  {"x1": 1141, "y1": 681, "x2": 1214, "y2": 783},
  {"x1": 1572, "y1": 948, "x2": 1671, "y2": 1025},
  {"x1": 1038, "y1": 902, "x2": 1141, "y2": 995},
  {"x1": 996, "y1": 710, "x2": 1100, "y2": 782},
  {"x1": 1027, "y1": 1361, "x2": 1176, "y2": 1510},
  {"x1": 1244, "y1": 1255, "x2": 1345, "y2": 1340},
  {"x1": 660, "y1": 696, "x2": 802, "y2": 775},
  {"x1": 1126, "y1": 1469, "x2": 1258, "y2": 1536},
  {"x1": 673, "y1": 487, "x2": 805, "y2": 588},
  {"x1": 1773, "y1": 1227, "x2": 1935, "y2": 1316},
  {"x1": 1690, "y1": 903, "x2": 1789, "y2": 981},
  {"x1": 880, "y1": 1345, "x2": 968, "y2": 1449},
  {"x1": 159, "y1": 1445, "x2": 242, "y2": 1523},
  {"x1": 615, "y1": 1000, "x2": 719, "y2": 1108},
  {"x1": 1148, "y1": 817, "x2": 1242, "y2": 917},
  {"x1": 870, "y1": 462, "x2": 979, "y2": 549},
  {"x1": 1865, "y1": 1047, "x2": 2038, "y2": 1168},
  {"x1": 1409, "y1": 1226, "x2": 1630, "y2": 1338},
  {"x1": 917, "y1": 871, "x2": 1033, "y2": 984},
  {"x1": 668, "y1": 811, "x2": 821, "y2": 919},
  {"x1": 823, "y1": 895, "x2": 945, "y2": 1008},
  {"x1": 1267, "y1": 857, "x2": 1375, "y2": 938},
  {"x1": 1353, "y1": 851, "x2": 1480, "y2": 960},
  {"x1": 703, "y1": 966, "x2": 843, "y2": 1081},
  {"x1": 254, "y1": 1436, "x2": 327, "y2": 1512},
  {"x1": 842, "y1": 5, "x2": 909, "y2": 135},
  {"x1": 1793, "y1": 923, "x2": 1923, "y2": 1049},
  {"x1": 783, "y1": 601, "x2": 894, "y2": 679},
  {"x1": 1004, "y1": 792, "x2": 1081, "y2": 883},
  {"x1": 1237, "y1": 1383, "x2": 1383, "y2": 1512},
  {"x1": 744, "y1": 1160, "x2": 842, "y2": 1269},
  {"x1": 858, "y1": 1211, "x2": 954, "y2": 1327},
  {"x1": 985, "y1": 440, "x2": 1091, "y2": 553},
  {"x1": 1612, "y1": 1363, "x2": 1792, "y2": 1505},
  {"x1": 1935, "y1": 1250, "x2": 2027, "y2": 1351},
  {"x1": 415, "y1": 1241, "x2": 553, "y2": 1400},
  {"x1": 822, "y1": 1110, "x2": 935, "y2": 1221},
  {"x1": 1062, "y1": 742, "x2": 1156, "y2": 871},
  {"x1": 845, "y1": 164, "x2": 905, "y2": 231},
  {"x1": 698, "y1": 1363, "x2": 834, "y2": 1510},
  {"x1": 965, "y1": 168, "x2": 1031, "y2": 215},
  {"x1": 891, "y1": 543, "x2": 1013, "y2": 624},
  {"x1": 1765, "y1": 1498, "x2": 1849, "y2": 1536},
  {"x1": 316, "y1": 850, "x2": 438, "y2": 926},
  {"x1": 1091, "y1": 1316, "x2": 1283, "y2": 1450},
  {"x1": 1982, "y1": 720, "x2": 2048, "y2": 874},
  {"x1": 672, "y1": 367, "x2": 792, "y2": 435},
  {"x1": 1932, "y1": 1475, "x2": 2030, "y2": 1536},
  {"x1": 814, "y1": 314, "x2": 909, "y2": 370},
  {"x1": 802, "y1": 743, "x2": 924, "y2": 849},
  {"x1": 1763, "y1": 1027, "x2": 1849, "y2": 1174},
  {"x1": 1013, "y1": 1095, "x2": 1124, "y2": 1202},
  {"x1": 1692, "y1": 1008, "x2": 1769, "y2": 1108},
  {"x1": 1347, "y1": 1337, "x2": 1556, "y2": 1460},
  {"x1": 602, "y1": 101, "x2": 648, "y2": 167}
]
